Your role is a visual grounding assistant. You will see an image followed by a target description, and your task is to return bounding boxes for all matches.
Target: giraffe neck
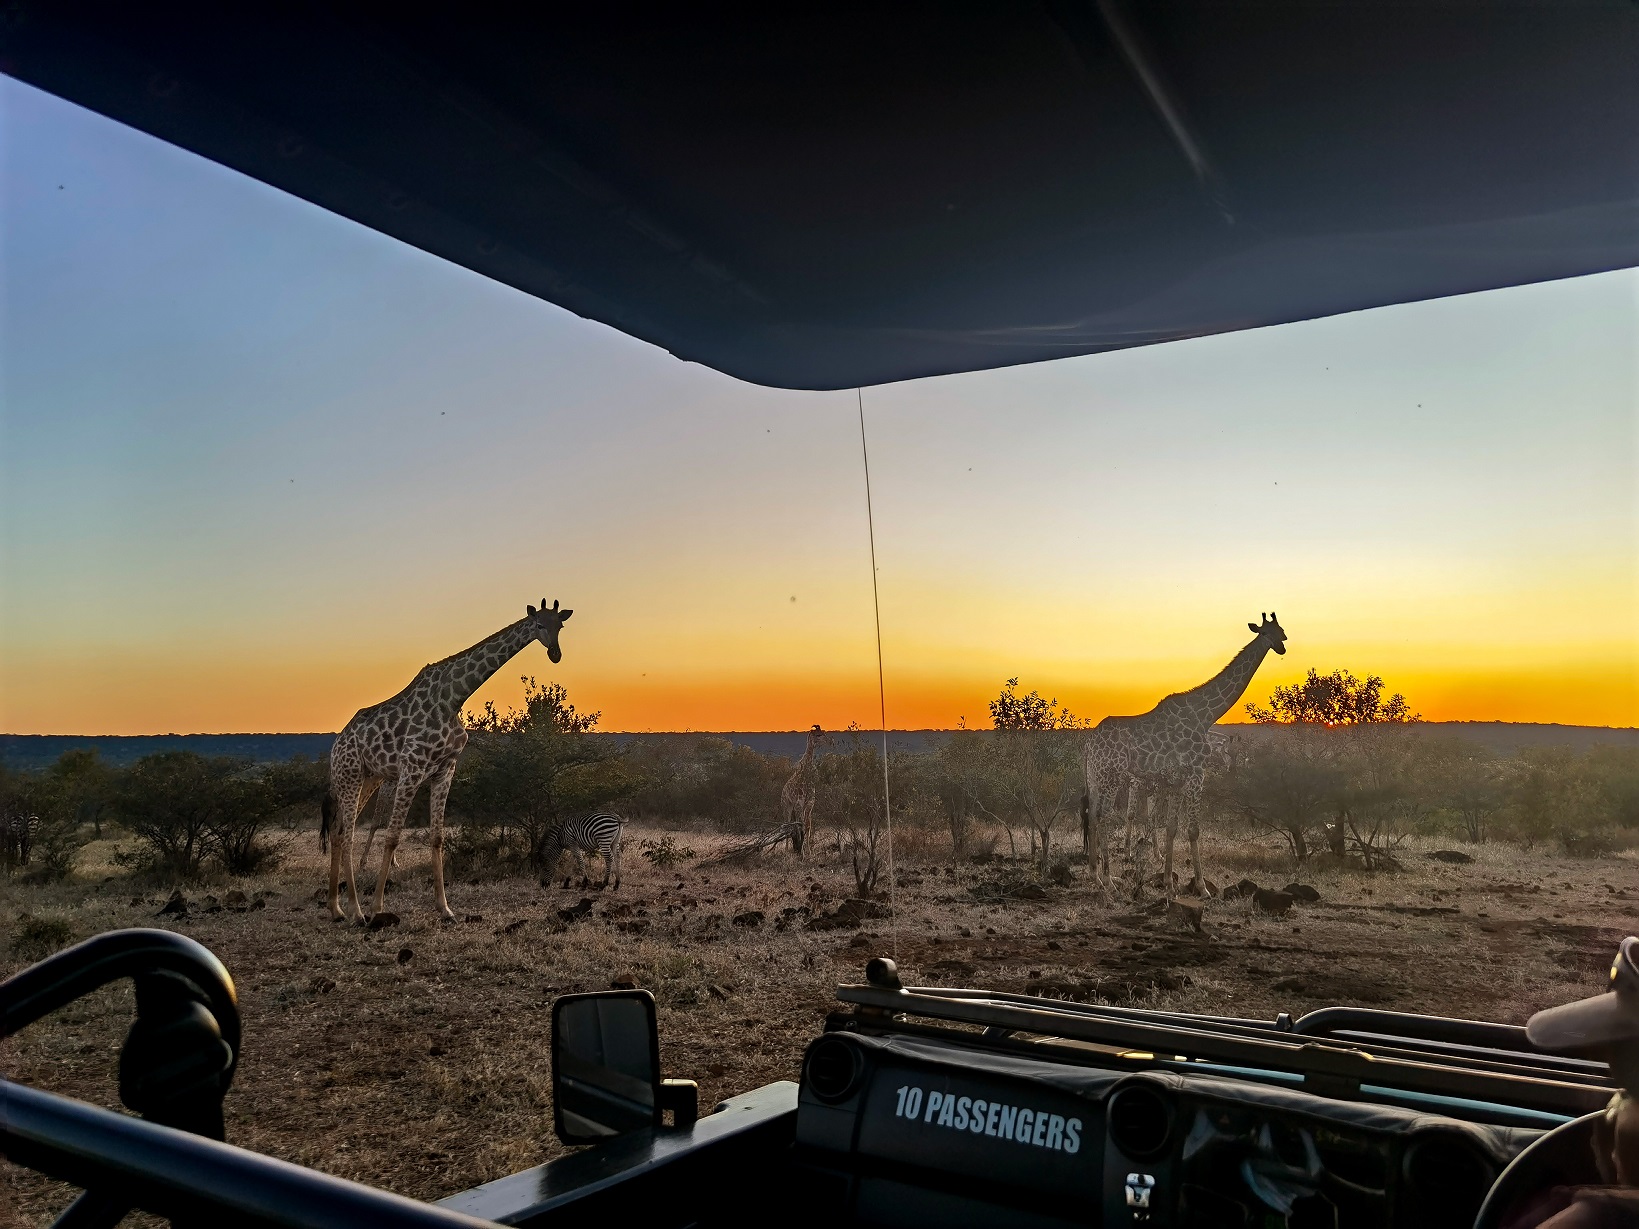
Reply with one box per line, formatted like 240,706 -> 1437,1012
425,618 -> 539,713
1178,636 -> 1273,724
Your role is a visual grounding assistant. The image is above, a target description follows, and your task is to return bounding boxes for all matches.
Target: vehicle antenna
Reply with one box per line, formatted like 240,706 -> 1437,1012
857,387 -> 898,961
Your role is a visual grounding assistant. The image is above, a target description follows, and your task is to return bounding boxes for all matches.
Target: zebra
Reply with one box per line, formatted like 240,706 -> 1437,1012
2,813 -> 40,868
541,813 -> 625,891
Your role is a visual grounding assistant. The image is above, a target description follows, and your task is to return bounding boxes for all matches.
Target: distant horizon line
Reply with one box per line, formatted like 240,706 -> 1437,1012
5,719 -> 1637,738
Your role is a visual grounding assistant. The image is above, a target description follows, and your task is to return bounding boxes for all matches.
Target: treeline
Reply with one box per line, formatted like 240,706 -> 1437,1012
6,678 -> 1636,886
0,750 -> 328,882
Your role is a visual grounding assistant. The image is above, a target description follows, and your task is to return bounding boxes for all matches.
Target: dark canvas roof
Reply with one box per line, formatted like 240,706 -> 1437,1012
4,3 -> 1636,389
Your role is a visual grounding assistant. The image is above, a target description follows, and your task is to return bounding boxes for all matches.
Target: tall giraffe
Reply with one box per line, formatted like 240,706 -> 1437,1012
779,725 -> 830,857
322,599 -> 573,923
1083,613 -> 1286,901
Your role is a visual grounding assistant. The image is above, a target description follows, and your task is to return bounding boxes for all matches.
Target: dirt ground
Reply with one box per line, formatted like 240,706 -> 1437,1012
4,825 -> 1635,1226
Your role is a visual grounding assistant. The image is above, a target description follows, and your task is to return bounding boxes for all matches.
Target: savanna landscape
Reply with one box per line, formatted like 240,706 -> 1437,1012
4,674 -> 1637,1227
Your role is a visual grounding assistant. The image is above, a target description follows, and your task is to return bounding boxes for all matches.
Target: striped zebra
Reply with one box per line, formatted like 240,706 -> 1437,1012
542,813 -> 625,891
2,813 -> 40,868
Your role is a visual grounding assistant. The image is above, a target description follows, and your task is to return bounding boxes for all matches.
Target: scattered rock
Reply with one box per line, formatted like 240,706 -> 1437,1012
1167,899 -> 1204,932
251,898 -> 266,911
308,975 -> 336,995
1430,850 -> 1474,864
428,1044 -> 446,1057
616,919 -> 651,934
806,897 -> 893,931
367,912 -> 400,931
1253,889 -> 1294,916
610,972 -> 641,990
224,889 -> 250,911
397,947 -> 414,965
1284,883 -> 1321,903
706,1061 -> 728,1076
463,914 -> 484,923
1272,972 -> 1399,1005
847,934 -> 870,948
155,890 -> 190,917
204,895 -> 221,910
557,898 -> 595,924
130,895 -> 148,906
707,983 -> 732,1001
503,919 -> 528,935
1046,940 -> 1062,951
732,910 -> 764,928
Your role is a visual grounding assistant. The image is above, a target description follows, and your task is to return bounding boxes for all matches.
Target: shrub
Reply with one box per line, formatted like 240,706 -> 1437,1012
20,812 -> 86,883
639,836 -> 697,868
115,753 -> 278,879
11,914 -> 75,963
452,679 -> 640,873
622,735 -> 788,831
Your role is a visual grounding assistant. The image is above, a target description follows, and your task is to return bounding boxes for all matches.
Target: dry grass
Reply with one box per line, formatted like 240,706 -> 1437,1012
4,823 -> 1635,1226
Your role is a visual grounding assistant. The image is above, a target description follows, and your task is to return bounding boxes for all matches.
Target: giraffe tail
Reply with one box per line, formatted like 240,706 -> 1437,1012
320,791 -> 336,854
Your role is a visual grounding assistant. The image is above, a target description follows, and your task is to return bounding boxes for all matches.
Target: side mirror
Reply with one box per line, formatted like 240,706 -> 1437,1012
552,990 -> 661,1144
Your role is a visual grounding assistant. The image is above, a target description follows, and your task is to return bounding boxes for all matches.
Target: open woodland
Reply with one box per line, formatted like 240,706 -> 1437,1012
4,697 -> 1638,1226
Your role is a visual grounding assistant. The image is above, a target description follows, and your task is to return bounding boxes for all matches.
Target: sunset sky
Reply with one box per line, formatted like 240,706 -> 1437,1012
2,76 -> 1635,736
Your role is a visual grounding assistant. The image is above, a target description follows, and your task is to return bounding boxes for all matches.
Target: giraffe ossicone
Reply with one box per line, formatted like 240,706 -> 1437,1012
322,598 -> 574,924
1083,613 -> 1287,904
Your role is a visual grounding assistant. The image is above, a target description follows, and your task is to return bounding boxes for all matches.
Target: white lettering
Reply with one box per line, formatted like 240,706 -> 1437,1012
1014,1108 -> 1033,1141
1046,1114 -> 1064,1150
891,1084 -> 1084,1156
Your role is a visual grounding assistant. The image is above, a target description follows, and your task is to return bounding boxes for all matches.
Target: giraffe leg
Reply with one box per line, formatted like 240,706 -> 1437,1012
355,778 -> 385,884
338,772 -> 375,926
427,759 -> 458,922
1160,792 -> 1179,906
1183,780 -> 1205,895
328,775 -> 363,922
369,776 -> 417,919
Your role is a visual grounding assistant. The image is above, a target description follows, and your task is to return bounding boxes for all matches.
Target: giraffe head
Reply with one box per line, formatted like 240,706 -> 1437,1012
1247,611 -> 1287,655
526,598 -> 574,663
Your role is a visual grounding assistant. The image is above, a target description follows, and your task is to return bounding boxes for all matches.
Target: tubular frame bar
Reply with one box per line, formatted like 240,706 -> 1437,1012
837,985 -> 1612,1117
2,1080 -> 503,1229
899,985 -> 1609,1081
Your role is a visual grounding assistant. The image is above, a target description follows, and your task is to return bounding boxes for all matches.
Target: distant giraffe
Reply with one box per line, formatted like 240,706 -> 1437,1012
779,725 -> 830,857
321,599 -> 573,923
1084,614 -> 1287,902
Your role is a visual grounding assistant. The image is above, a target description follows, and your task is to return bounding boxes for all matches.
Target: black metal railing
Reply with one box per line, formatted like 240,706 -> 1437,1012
3,1080 -> 503,1229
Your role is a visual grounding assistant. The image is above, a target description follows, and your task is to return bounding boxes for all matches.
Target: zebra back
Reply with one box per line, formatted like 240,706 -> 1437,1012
551,812 -> 624,857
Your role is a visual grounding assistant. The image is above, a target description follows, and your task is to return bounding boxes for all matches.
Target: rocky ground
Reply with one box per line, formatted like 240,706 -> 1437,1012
4,826 -> 1634,1226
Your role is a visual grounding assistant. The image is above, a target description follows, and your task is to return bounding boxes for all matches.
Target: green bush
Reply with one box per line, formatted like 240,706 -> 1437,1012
114,752 -> 279,879
10,914 -> 75,963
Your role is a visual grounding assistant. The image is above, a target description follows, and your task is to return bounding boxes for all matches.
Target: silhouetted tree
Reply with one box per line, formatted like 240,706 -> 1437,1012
1245,669 -> 1419,725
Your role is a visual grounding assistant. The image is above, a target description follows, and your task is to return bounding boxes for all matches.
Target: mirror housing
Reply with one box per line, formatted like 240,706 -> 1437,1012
552,990 -> 662,1144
